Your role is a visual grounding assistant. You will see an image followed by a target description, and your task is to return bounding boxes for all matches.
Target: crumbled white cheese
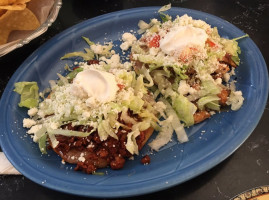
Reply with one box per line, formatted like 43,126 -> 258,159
27,107 -> 38,117
178,80 -> 196,95
82,111 -> 91,119
123,61 -> 132,70
151,18 -> 158,24
227,91 -> 244,110
78,153 -> 86,162
85,97 -> 98,108
120,32 -> 137,51
23,118 -> 36,128
91,44 -> 106,54
78,156 -> 85,162
209,111 -> 216,115
87,142 -> 94,148
50,122 -> 59,130
27,124 -> 42,135
215,78 -> 222,85
100,54 -> 122,69
223,73 -> 230,82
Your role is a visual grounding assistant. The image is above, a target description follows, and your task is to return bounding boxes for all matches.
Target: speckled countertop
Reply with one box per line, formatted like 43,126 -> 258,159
0,0 -> 268,200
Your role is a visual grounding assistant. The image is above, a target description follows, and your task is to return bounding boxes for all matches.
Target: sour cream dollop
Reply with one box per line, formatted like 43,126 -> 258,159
159,25 -> 208,55
73,69 -> 118,103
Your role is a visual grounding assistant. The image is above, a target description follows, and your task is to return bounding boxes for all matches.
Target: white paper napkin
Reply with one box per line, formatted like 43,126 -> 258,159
0,152 -> 21,175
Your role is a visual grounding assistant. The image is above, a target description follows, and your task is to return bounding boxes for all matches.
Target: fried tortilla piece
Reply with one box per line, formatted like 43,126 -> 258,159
0,0 -> 31,10
49,123 -> 154,174
0,8 -> 40,45
218,89 -> 230,106
0,0 -> 17,6
0,9 -> 6,16
220,53 -> 237,68
193,110 -> 211,124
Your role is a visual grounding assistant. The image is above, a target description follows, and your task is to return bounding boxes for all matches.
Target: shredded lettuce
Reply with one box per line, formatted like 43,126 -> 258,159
82,36 -> 95,46
120,107 -> 137,125
139,110 -> 159,122
33,126 -> 47,142
38,134 -> 47,154
158,3 -> 171,12
232,34 -> 249,41
14,82 -> 39,108
149,116 -> 173,151
126,121 -> 151,154
47,128 -> 93,137
138,54 -> 165,67
159,12 -> 172,23
117,71 -> 135,87
61,37 -> 96,60
231,55 -> 240,65
129,96 -> 144,114
92,172 -> 105,176
139,66 -> 154,87
220,38 -> 241,59
137,19 -> 161,34
200,80 -> 221,96
172,94 -> 197,127
97,121 -> 109,141
101,120 -> 118,140
57,73 -> 69,86
66,67 -> 83,80
134,75 -> 147,95
135,120 -> 151,131
206,101 -> 220,111
61,48 -> 95,61
48,133 -> 59,148
197,95 -> 220,110
137,55 -> 188,80
169,65 -> 188,80
161,98 -> 188,143
158,4 -> 172,23
107,113 -> 122,130
126,129 -> 140,155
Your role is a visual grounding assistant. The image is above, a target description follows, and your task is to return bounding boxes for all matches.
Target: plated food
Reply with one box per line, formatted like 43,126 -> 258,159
129,5 -> 245,125
15,40 -> 165,173
14,5 -> 247,174
1,5 -> 267,197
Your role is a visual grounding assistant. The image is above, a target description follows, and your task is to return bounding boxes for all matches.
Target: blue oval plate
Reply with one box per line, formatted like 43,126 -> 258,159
0,7 -> 268,198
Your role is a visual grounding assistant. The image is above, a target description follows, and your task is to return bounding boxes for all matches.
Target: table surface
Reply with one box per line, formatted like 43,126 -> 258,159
0,0 -> 269,199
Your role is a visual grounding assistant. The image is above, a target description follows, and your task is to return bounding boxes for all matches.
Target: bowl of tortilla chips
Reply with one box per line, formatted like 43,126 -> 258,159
0,0 -> 62,57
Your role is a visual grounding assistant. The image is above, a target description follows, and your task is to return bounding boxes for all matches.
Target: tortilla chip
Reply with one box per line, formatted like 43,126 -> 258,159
0,8 -> 40,45
0,0 -> 31,10
0,3 -> 26,10
16,0 -> 31,3
0,9 -> 6,16
0,0 -> 16,6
